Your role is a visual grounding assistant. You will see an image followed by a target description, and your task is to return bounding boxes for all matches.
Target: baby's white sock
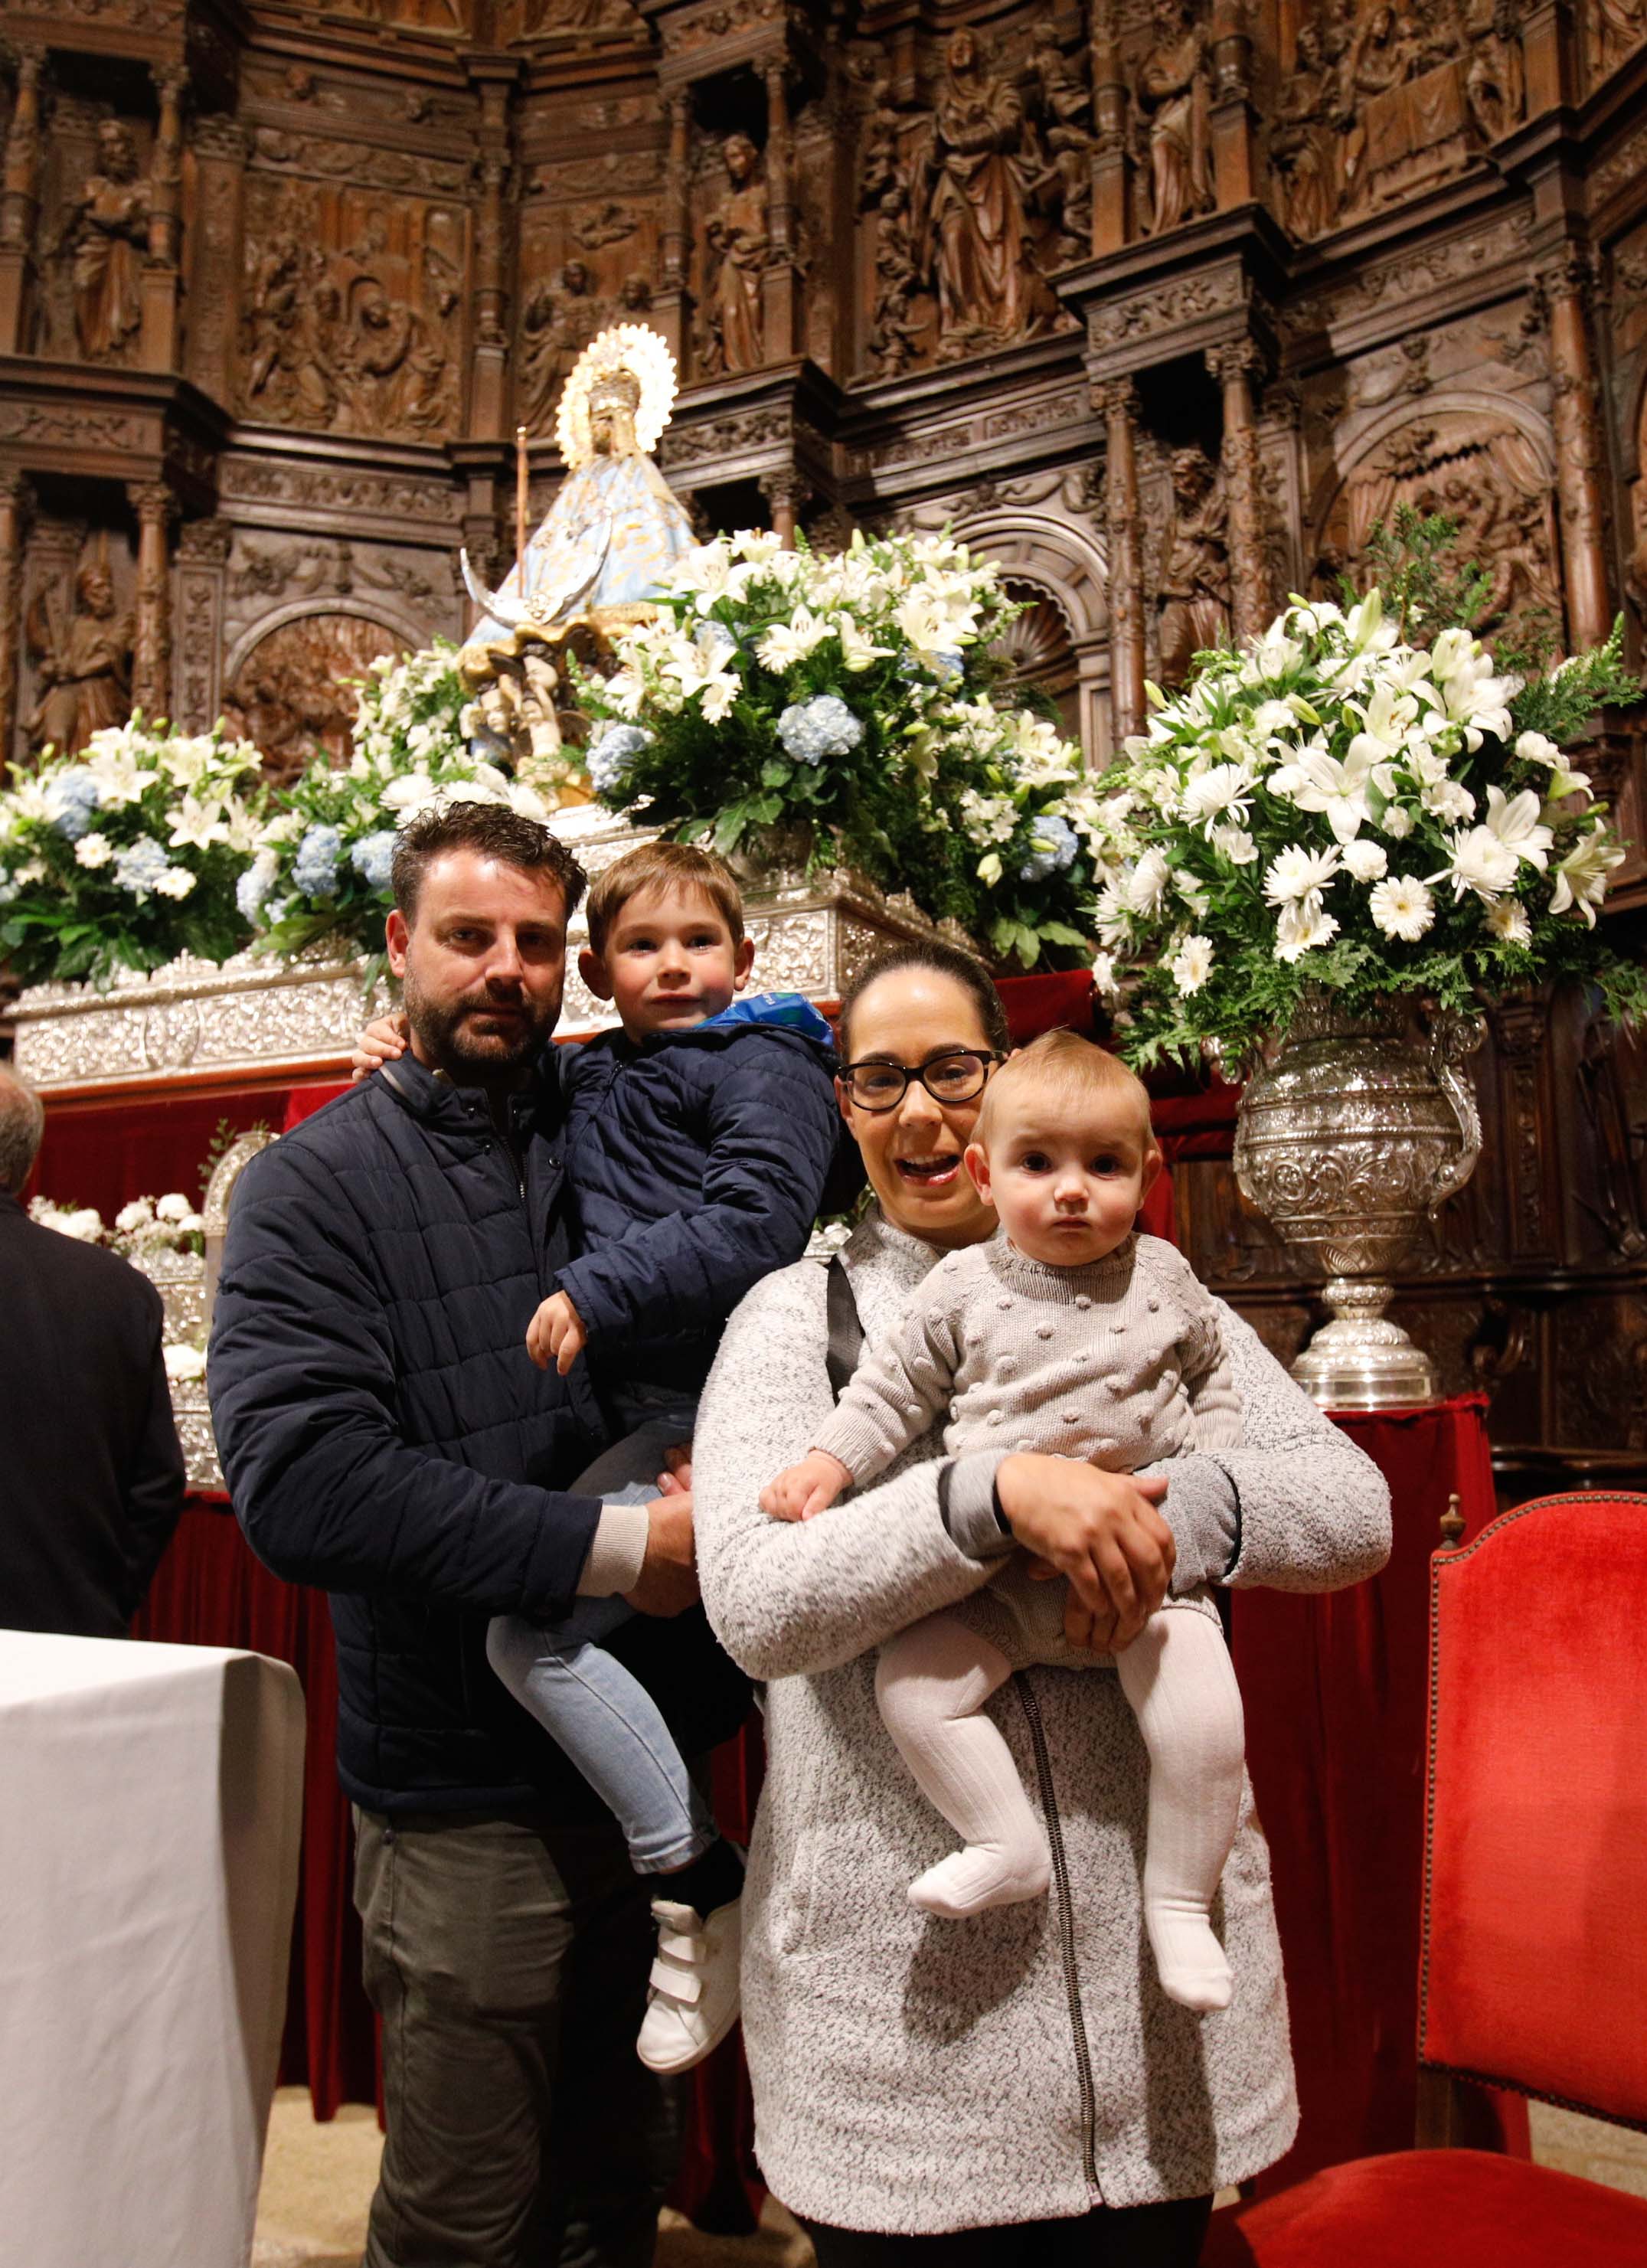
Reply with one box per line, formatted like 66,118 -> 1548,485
1115,1608 -> 1247,2013
877,1613 -> 1051,1920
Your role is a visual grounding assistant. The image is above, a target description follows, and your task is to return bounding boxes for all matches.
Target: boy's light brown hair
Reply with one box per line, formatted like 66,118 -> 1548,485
975,1028 -> 1156,1154
583,839 -> 745,959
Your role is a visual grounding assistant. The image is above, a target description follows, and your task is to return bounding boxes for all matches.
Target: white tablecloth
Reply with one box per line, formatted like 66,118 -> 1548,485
0,1630 -> 306,2268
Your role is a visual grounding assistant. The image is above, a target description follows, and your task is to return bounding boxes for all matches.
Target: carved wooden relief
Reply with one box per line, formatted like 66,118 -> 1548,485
18,524 -> 135,760
34,106 -> 155,367
220,612 -> 410,786
239,174 -> 463,439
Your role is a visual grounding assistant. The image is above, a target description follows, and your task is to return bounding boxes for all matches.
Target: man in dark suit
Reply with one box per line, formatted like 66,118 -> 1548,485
0,1067 -> 185,1636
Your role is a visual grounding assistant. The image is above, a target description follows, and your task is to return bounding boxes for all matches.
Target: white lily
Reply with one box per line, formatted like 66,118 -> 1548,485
1482,783 -> 1554,873
168,794 -> 232,853
755,608 -> 832,671
835,614 -> 893,672
1548,825 -> 1626,926
1288,741 -> 1380,843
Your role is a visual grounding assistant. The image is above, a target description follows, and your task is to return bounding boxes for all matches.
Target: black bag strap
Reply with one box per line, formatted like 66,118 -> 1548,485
825,1253 -> 865,1404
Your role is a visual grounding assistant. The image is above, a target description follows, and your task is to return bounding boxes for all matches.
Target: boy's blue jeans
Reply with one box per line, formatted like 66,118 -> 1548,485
486,1409 -> 715,1876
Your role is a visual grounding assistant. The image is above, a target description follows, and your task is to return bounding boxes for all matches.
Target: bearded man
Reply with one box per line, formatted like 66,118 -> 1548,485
209,799 -> 745,2268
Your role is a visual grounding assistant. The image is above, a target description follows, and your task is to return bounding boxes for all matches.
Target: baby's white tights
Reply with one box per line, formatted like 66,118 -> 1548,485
874,1603 -> 1246,2013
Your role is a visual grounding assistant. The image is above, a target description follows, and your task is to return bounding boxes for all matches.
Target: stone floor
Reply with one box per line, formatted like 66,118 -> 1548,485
252,2088 -> 1647,2266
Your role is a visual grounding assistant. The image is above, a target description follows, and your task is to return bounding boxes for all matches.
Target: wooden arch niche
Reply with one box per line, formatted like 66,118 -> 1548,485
939,501 -> 1111,763
220,603 -> 420,786
1309,395 -> 1562,647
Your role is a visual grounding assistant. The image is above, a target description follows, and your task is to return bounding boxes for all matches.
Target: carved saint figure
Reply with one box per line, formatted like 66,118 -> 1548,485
518,260 -> 603,432
1270,20 -> 1341,240
24,557 -> 134,757
1026,25 -> 1094,259
701,132 -> 769,375
922,28 -> 1055,358
1339,5 -> 1423,206
1156,447 -> 1230,686
1138,0 -> 1214,239
1464,0 -> 1525,142
60,121 -> 151,363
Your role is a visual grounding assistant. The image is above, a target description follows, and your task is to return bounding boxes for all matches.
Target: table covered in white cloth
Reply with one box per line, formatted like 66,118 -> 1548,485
0,1631 -> 305,2268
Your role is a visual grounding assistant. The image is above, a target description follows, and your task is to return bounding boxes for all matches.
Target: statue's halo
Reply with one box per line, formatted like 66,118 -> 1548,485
557,322 -> 677,469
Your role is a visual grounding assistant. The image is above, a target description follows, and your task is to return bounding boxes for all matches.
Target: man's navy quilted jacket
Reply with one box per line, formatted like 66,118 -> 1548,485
208,1052 -> 750,1815
555,992 -> 841,1400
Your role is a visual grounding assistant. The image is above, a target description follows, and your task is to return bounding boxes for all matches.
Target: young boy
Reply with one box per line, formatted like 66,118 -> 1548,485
358,838 -> 839,2071
763,1029 -> 1247,2014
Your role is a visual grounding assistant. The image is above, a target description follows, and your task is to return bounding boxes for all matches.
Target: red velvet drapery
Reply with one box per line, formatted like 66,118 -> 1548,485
1228,1394 -> 1527,2190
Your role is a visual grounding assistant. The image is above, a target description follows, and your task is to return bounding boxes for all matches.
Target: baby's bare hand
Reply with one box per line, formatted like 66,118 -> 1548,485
526,1290 -> 587,1375
351,1011 -> 409,1083
760,1451 -> 850,1522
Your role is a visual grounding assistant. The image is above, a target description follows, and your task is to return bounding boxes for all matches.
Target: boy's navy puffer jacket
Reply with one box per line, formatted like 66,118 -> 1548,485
208,1053 -> 750,1815
556,991 -> 840,1401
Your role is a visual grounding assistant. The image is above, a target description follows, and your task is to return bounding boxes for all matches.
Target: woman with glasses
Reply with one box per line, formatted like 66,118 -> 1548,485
691,940 -> 1391,2266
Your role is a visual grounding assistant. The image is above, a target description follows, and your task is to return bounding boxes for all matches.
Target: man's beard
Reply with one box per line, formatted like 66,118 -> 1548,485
401,967 -> 558,1082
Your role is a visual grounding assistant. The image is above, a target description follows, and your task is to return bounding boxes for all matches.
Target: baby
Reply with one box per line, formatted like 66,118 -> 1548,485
361,838 -> 839,2070
763,1029 -> 1247,2013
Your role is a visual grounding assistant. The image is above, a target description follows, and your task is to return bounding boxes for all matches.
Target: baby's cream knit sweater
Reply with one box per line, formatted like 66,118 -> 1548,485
813,1230 -> 1243,1665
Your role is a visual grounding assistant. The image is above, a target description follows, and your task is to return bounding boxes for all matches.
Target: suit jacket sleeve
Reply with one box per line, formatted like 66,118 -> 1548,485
119,1285 -> 187,1617
554,1040 -> 840,1346
209,1137 -> 600,1616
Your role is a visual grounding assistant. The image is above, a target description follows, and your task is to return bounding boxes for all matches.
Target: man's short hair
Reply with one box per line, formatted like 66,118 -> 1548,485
975,1028 -> 1155,1152
0,1067 -> 46,1195
390,801 -> 587,927
584,840 -> 745,961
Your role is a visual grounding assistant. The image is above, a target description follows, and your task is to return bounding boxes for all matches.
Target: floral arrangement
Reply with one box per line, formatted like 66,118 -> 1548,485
238,642 -> 561,962
27,1196 -> 106,1241
0,719 -> 264,985
109,1190 -> 206,1258
1090,549 -> 1643,1068
577,528 -> 1103,968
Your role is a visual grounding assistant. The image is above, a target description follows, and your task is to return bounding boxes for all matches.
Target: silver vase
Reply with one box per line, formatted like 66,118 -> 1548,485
1231,993 -> 1484,1409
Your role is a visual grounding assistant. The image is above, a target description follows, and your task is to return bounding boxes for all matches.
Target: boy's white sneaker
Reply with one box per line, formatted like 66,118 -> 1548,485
636,1895 -> 743,2074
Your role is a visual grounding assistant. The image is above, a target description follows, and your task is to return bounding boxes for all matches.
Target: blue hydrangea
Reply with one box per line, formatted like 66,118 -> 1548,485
588,725 -> 653,798
351,829 -> 397,894
292,824 -> 344,899
113,836 -> 172,898
1018,813 -> 1078,883
778,694 -> 864,766
45,768 -> 101,841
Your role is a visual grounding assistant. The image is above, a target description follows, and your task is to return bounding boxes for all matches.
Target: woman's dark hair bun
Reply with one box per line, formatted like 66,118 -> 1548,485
835,941 -> 1010,1060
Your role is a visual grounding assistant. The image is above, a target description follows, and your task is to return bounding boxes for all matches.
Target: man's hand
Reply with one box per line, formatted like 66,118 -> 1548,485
995,1456 -> 1174,1653
623,1493 -> 700,1617
350,1011 -> 410,1083
526,1291 -> 587,1376
760,1449 -> 851,1523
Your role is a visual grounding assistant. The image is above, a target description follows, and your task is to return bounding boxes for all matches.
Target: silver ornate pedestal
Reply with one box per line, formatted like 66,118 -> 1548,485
1232,994 -> 1484,1409
11,806 -> 975,1093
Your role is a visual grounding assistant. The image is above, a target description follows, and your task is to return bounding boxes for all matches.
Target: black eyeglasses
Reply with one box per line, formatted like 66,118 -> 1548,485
838,1050 -> 1005,1112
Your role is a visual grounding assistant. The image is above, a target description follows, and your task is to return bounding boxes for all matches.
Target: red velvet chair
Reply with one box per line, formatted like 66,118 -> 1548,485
1203,1492 -> 1647,2268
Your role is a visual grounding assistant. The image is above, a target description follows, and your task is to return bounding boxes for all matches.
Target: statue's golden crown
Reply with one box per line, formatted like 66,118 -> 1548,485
556,323 -> 676,469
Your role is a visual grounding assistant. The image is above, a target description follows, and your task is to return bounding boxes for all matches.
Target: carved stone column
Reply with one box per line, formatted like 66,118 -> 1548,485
129,483 -> 177,723
1543,249 -> 1612,651
1100,378 -> 1145,743
655,93 -> 693,372
760,467 -> 809,551
1208,339 -> 1270,644
1090,11 -> 1132,253
174,517 -> 231,732
0,469 -> 34,766
0,44 -> 47,355
186,115 -> 246,402
1208,0 -> 1257,209
141,66 -> 186,374
761,62 -> 799,364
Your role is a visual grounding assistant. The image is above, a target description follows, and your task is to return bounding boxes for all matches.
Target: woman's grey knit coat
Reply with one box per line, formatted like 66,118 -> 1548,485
693,1212 -> 1392,2237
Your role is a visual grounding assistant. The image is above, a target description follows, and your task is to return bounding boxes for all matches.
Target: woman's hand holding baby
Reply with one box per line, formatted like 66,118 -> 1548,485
350,1011 -> 410,1081
995,1457 -> 1175,1653
762,1450 -> 854,1522
527,1290 -> 587,1375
